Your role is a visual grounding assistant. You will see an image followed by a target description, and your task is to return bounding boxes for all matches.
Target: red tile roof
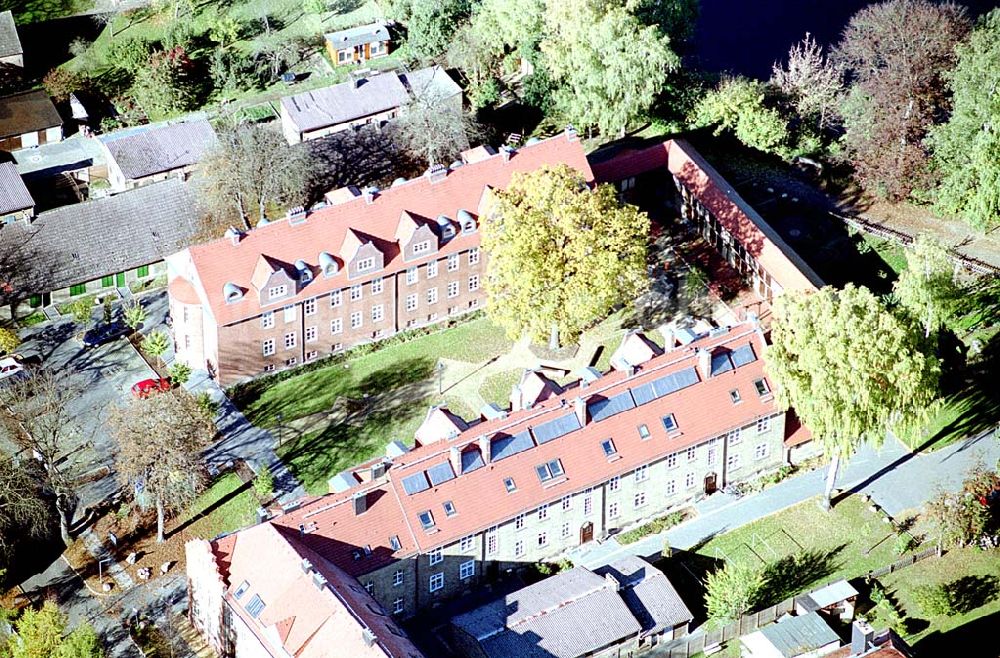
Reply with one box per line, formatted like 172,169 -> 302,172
265,324 -> 777,571
183,133 -> 593,326
196,523 -> 423,658
589,139 -> 823,296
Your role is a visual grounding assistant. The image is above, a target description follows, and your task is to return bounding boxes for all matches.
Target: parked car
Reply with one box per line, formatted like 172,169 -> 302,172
82,322 -> 131,348
0,357 -> 30,386
131,378 -> 171,399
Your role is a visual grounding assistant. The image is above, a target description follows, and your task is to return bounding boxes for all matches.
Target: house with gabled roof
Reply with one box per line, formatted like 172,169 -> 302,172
99,119 -> 217,192
0,11 -> 23,68
0,90 -> 62,151
325,21 -> 392,66
166,129 -> 590,384
187,322 -> 795,625
0,160 -> 34,225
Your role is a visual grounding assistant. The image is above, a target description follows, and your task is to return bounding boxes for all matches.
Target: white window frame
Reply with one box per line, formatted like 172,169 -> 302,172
304,298 -> 316,316
427,287 -> 438,305
609,502 -> 620,519
350,311 -> 362,329
459,560 -> 475,580
728,453 -> 743,471
406,268 -> 418,285
372,276 -> 384,295
305,326 -> 317,343
447,253 -> 459,272
261,311 -> 274,329
561,495 -> 571,511
537,504 -> 548,521
350,284 -> 363,301
262,339 -> 275,356
757,416 -> 771,434
283,305 -> 295,323
429,572 -> 444,592
685,472 -> 696,489
460,535 -> 474,552
468,275 -> 479,292
609,475 -> 620,492
284,332 -> 296,350
428,547 -> 443,566
666,454 -> 678,469
447,281 -> 459,298
666,479 -> 676,495
514,513 -> 525,530
427,260 -> 438,278
268,285 -> 286,299
392,598 -> 404,614
755,443 -> 770,460
413,240 -> 431,255
469,247 -> 479,265
405,294 -> 418,312
356,257 -> 376,272
634,491 -> 647,508
537,531 -> 548,547
635,465 -> 649,483
514,540 -> 524,557
372,304 -> 384,322
331,318 -> 343,334
330,290 -> 342,307
393,570 -> 403,586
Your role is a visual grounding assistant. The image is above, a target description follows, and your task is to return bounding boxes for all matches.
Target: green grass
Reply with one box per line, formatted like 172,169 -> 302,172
861,234 -> 908,276
3,0 -> 94,23
239,317 -> 511,493
479,368 -> 520,407
183,473 -> 257,538
15,311 -> 46,328
881,546 -> 1000,652
240,317 -> 512,428
680,497 -> 920,606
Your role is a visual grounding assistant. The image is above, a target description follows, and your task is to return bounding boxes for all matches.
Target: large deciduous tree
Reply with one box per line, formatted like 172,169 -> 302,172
131,46 -> 199,120
393,87 -> 479,168
893,235 -> 961,339
771,33 -> 842,130
0,373 -> 91,546
835,0 -> 970,200
766,284 -> 939,508
704,561 -> 764,625
407,0 -> 472,60
199,122 -> 311,229
927,9 -> 1000,230
481,164 -> 650,347
108,390 -> 215,542
692,77 -> 792,156
541,0 -> 679,137
0,455 -> 50,571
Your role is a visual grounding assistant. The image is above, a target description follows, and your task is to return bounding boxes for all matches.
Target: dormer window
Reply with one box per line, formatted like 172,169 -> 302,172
418,510 -> 435,530
233,580 -> 250,600
357,257 -> 376,272
319,252 -> 339,278
224,282 -> 243,304
730,389 -> 742,404
295,259 -> 312,283
458,209 -> 477,234
601,439 -> 617,457
268,285 -> 287,299
637,424 -> 650,440
413,240 -> 431,255
503,477 -> 517,493
754,378 -> 771,396
436,215 -> 455,240
443,500 -> 457,516
535,459 -> 564,483
389,535 -> 402,551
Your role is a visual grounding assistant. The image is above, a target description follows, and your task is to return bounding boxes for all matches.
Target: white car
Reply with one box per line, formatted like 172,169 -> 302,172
0,357 -> 29,385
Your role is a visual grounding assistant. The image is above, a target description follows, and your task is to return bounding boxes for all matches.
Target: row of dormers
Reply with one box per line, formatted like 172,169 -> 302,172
222,208 -> 480,305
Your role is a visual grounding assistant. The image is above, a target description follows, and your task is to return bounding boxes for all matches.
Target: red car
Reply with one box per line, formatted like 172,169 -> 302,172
131,378 -> 171,399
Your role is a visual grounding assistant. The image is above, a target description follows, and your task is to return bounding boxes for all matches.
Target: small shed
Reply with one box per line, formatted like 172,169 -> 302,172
324,22 -> 391,65
796,579 -> 858,622
0,90 -> 63,151
741,612 -> 841,658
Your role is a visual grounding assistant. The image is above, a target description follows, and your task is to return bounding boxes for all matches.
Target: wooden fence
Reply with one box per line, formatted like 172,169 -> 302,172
831,211 -> 1000,276
652,545 -> 943,657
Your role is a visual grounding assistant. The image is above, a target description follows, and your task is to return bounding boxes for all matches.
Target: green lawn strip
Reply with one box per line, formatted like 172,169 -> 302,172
880,546 -> 1000,650
9,0 -> 93,23
689,497 -> 915,604
617,510 -> 686,545
861,234 -> 908,276
241,317 -> 512,428
183,473 -> 257,538
479,368 -> 520,407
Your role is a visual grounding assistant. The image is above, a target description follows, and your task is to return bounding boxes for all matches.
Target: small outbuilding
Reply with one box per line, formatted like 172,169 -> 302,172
324,22 -> 391,65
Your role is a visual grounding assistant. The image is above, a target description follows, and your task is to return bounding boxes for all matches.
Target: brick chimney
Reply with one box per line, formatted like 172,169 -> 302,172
426,163 -> 448,184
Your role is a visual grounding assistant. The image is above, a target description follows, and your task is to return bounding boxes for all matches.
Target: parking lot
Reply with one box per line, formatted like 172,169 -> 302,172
12,291 -> 169,521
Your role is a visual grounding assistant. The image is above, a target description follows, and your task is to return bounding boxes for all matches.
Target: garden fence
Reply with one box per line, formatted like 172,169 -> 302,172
651,544 -> 943,658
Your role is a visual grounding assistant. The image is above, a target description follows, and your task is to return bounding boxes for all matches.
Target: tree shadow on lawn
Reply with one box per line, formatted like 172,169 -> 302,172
277,357 -> 436,491
757,545 -> 846,606
916,609 -> 1000,657
943,575 -> 1000,615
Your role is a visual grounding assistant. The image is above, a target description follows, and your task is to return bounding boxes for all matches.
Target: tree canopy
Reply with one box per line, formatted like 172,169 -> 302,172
407,0 -> 472,60
107,390 -> 216,542
893,235 -> 961,339
481,164 -> 650,346
541,0 -> 679,136
692,77 -> 792,157
770,33 -> 842,131
6,602 -> 103,658
767,284 -> 939,459
835,0 -> 970,199
927,9 -> 1000,230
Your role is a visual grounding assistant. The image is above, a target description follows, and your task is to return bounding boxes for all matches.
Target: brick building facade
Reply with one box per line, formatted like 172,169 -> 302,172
167,131 -> 589,384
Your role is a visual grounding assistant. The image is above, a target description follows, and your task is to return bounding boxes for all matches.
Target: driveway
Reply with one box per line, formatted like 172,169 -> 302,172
13,291 -> 168,521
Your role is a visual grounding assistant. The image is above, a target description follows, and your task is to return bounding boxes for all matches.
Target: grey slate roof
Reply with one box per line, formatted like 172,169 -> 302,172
400,65 -> 462,101
101,120 -> 217,180
452,567 -> 642,658
0,179 -> 201,291
281,72 -> 410,133
758,612 -> 840,657
0,161 -> 33,214
0,10 -> 21,59
0,90 -> 61,140
324,22 -> 390,50
595,555 -> 693,635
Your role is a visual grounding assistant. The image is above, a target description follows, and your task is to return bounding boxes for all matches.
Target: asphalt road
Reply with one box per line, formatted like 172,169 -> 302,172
14,292 -> 168,521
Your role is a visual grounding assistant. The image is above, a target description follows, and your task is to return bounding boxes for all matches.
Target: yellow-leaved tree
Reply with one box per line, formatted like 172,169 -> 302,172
481,164 -> 649,348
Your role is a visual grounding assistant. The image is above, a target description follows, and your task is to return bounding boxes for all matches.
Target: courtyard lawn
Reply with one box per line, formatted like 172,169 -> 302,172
6,0 -> 93,23
183,472 -> 258,538
479,368 -> 520,407
861,234 -> 907,276
880,545 -> 1000,652
664,496 -> 923,622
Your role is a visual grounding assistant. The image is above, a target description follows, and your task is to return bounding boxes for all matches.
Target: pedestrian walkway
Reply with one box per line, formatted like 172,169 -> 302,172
186,370 -> 306,505
571,429 -> 1000,569
81,529 -> 134,590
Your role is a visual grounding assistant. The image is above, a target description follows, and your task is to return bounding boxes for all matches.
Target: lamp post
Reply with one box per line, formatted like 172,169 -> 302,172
275,412 -> 284,447
435,361 -> 445,394
98,557 -> 112,584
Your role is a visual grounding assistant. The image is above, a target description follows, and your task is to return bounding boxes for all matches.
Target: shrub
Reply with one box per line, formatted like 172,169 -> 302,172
914,583 -> 957,616
0,327 -> 20,355
195,391 -> 220,419
617,511 -> 686,544
253,469 -> 275,502
42,68 -> 85,102
168,362 -> 192,385
894,533 -> 916,555
68,298 -> 93,324
704,561 -> 765,625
